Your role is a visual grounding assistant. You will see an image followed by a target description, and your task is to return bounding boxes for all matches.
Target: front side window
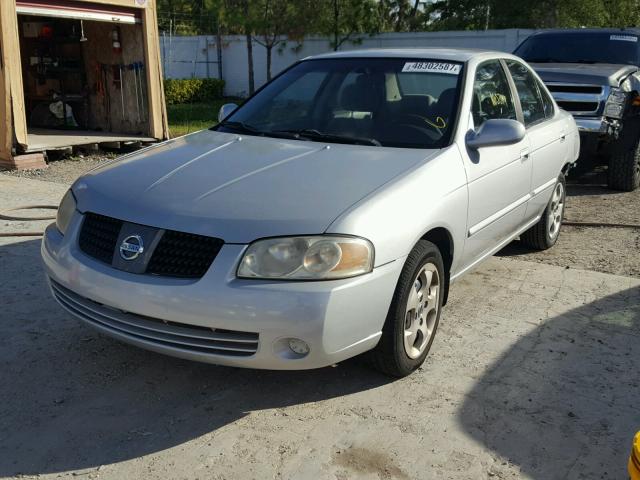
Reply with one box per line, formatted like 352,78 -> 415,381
506,60 -> 546,126
216,58 -> 464,149
471,60 -> 517,128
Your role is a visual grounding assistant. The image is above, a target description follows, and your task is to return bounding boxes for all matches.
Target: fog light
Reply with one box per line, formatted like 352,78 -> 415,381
288,338 -> 310,355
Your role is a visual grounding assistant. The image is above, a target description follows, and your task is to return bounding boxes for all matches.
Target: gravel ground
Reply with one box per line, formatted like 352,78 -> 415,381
2,154 -> 639,278
502,170 -> 640,278
1,158 -> 639,479
2,238 -> 638,480
1,153 -> 115,184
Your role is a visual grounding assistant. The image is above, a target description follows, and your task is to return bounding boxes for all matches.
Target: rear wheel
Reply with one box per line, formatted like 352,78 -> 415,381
371,240 -> 444,378
520,174 -> 566,250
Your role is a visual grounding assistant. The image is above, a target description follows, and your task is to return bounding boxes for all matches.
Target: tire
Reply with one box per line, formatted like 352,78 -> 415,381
607,141 -> 640,192
520,174 -> 566,250
371,240 -> 444,378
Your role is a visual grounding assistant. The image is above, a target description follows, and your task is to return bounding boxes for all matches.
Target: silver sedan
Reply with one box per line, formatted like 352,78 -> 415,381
42,49 -> 579,377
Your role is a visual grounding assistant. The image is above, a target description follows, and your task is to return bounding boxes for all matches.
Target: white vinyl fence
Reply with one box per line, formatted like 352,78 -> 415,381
160,29 -> 536,97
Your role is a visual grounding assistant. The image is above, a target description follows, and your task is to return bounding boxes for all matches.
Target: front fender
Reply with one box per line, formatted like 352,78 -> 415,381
325,146 -> 468,274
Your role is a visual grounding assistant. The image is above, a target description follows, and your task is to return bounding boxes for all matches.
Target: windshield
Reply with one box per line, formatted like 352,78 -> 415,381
514,32 -> 639,65
215,58 -> 464,149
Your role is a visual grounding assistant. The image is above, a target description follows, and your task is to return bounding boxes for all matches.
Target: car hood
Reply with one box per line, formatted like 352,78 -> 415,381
530,63 -> 638,87
73,130 -> 437,243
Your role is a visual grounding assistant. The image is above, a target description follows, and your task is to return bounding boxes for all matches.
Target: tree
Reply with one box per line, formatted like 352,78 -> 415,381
251,0 -> 309,81
429,0 -> 640,30
315,0 -> 381,51
218,0 -> 256,94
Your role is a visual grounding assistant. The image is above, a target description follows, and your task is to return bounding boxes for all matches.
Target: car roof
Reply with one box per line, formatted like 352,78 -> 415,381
526,28 -> 640,37
306,48 -> 518,63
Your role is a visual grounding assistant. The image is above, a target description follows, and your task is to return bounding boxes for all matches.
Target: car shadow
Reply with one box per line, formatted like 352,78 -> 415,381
458,286 -> 640,479
0,239 -> 392,476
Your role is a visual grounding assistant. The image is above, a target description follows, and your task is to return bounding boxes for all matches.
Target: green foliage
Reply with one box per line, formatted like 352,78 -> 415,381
314,0 -> 382,51
167,101 -> 225,137
429,0 -> 640,30
164,78 -> 225,105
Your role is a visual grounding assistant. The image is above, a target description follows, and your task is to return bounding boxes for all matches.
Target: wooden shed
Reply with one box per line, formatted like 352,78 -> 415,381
0,0 -> 168,170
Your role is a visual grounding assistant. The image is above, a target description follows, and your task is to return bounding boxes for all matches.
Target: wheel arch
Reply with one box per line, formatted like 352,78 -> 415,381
420,227 -> 454,305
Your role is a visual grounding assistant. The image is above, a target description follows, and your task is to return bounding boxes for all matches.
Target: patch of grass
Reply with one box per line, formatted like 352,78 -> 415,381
167,100 -> 240,138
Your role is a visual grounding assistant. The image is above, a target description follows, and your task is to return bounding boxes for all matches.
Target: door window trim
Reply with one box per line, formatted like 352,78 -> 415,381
471,59 -> 520,129
502,59 -> 551,130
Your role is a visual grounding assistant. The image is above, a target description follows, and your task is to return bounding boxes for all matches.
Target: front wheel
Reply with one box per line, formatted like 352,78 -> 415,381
371,240 -> 444,377
607,140 -> 640,191
520,174 -> 566,250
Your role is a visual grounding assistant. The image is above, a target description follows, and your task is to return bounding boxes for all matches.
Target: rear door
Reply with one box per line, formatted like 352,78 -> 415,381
460,59 -> 532,265
505,60 -> 567,220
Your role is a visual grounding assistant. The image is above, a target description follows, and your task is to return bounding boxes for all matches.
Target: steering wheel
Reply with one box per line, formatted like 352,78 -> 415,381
395,113 -> 445,141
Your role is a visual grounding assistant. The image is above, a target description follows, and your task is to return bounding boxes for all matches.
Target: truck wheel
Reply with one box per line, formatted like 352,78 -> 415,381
520,174 -> 566,250
607,141 -> 640,191
371,240 -> 444,378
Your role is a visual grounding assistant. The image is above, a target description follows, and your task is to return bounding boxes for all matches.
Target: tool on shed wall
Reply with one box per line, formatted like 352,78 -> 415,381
111,27 -> 122,54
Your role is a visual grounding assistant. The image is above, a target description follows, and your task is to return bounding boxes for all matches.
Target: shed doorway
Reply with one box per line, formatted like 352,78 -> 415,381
16,3 -> 156,153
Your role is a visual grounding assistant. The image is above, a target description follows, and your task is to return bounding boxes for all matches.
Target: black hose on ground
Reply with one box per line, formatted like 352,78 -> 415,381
0,205 -> 57,237
0,205 -> 57,221
563,221 -> 640,229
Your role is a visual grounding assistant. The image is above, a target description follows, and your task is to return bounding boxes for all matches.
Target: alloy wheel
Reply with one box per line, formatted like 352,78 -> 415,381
403,263 -> 440,359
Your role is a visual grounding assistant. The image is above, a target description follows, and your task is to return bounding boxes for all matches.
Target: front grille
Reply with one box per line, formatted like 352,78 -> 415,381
547,84 -> 602,94
147,230 -> 223,278
50,279 -> 259,357
556,101 -> 600,113
78,212 -> 223,279
78,213 -> 123,264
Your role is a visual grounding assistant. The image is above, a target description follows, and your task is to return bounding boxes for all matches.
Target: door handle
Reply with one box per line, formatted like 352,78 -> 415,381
560,133 -> 566,142
520,148 -> 530,161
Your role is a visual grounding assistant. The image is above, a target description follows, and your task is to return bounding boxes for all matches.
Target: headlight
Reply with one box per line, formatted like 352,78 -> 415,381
237,236 -> 374,280
56,189 -> 76,235
605,89 -> 628,118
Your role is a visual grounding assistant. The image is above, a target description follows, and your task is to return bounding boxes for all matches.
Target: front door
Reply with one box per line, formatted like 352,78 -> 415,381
460,59 -> 532,266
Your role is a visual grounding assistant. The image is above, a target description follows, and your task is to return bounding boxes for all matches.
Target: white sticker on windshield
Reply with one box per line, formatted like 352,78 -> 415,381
402,62 -> 461,74
610,34 -> 638,42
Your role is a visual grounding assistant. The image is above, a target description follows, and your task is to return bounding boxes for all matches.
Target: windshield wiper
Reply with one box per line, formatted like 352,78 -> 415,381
273,129 -> 381,147
216,121 -> 264,135
217,121 -> 306,141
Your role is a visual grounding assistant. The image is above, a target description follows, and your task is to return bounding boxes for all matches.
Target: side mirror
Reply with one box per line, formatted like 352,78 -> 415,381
218,103 -> 238,122
466,119 -> 525,150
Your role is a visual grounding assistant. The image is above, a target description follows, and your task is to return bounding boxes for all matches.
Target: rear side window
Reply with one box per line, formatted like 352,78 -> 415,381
505,60 -> 547,126
472,60 -> 518,127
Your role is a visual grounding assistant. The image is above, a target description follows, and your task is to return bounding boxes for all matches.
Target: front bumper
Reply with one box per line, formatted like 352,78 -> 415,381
41,214 -> 404,370
575,117 -> 607,134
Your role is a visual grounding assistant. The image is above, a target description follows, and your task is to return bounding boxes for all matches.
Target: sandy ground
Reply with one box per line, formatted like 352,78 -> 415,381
3,155 -> 639,278
1,237 -> 638,480
500,176 -> 640,278
0,163 -> 639,479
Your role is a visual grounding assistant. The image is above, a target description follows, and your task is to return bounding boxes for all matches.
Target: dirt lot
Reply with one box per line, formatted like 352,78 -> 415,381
1,158 -> 639,480
500,171 -> 640,278
5,155 -> 640,278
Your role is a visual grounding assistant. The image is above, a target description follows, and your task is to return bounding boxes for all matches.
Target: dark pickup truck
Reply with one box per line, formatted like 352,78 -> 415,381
515,28 -> 640,191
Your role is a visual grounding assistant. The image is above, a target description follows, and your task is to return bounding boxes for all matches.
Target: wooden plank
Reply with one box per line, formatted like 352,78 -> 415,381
0,3 -> 13,164
10,152 -> 47,170
1,0 -> 27,149
26,129 -> 155,151
72,0 -> 148,10
141,0 -> 168,140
